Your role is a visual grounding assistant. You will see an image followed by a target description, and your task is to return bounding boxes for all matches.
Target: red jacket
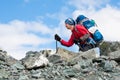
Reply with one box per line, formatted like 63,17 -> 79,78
60,24 -> 91,47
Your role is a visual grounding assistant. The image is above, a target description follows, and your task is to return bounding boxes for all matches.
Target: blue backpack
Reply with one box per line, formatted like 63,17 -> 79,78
76,15 -> 103,43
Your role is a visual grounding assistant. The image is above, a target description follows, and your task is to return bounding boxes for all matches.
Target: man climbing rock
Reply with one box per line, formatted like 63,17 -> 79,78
76,15 -> 103,46
54,18 -> 96,52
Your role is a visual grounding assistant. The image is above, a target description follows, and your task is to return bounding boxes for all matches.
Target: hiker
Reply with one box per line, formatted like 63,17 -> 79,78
76,15 -> 103,46
54,18 -> 96,52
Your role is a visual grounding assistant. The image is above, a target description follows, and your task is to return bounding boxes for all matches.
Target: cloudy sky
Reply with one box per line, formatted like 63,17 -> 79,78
0,0 -> 120,59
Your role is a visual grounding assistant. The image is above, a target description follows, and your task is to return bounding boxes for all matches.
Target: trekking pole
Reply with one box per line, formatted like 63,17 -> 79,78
56,40 -> 58,53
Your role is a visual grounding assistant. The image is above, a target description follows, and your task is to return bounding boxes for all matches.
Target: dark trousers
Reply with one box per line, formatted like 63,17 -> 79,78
79,44 -> 96,52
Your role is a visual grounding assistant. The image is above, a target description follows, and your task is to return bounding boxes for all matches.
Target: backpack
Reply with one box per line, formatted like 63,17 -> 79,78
76,15 -> 104,44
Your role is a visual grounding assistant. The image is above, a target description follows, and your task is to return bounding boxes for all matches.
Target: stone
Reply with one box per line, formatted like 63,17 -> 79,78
103,60 -> 118,72
48,54 -> 62,64
56,47 -> 78,61
11,61 -> 25,70
85,74 -> 102,80
18,75 -> 29,80
22,52 -> 49,69
71,48 -> 99,62
0,47 -> 120,80
108,50 -> 120,62
0,69 -> 10,79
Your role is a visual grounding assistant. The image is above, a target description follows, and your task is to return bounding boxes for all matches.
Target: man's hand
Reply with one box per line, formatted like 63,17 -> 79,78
54,34 -> 61,41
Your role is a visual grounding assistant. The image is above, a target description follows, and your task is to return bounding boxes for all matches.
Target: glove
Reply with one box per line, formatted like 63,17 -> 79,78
54,34 -> 61,41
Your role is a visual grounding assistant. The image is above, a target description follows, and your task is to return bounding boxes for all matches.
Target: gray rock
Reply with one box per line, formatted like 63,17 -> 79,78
63,68 -> 76,78
78,59 -> 93,69
103,60 -> 118,72
11,61 -> 25,70
108,50 -> 120,62
0,69 -> 10,79
71,48 -> 99,63
56,47 -> 78,61
22,51 -> 49,69
18,75 -> 29,80
85,74 -> 102,80
48,54 -> 63,64
32,72 -> 42,79
0,50 -> 17,65
0,47 -> 120,80
109,50 -> 120,58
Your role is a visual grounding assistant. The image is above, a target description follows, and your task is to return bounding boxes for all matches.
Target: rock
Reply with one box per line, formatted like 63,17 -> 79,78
71,48 -> 98,63
108,50 -> 120,62
0,69 -> 10,79
0,47 -> 120,80
0,50 -> 18,65
48,54 -> 63,64
18,75 -> 29,80
85,75 -> 102,80
63,68 -> 76,78
56,47 -> 78,61
22,53 -> 49,69
32,72 -> 42,79
100,41 -> 120,56
114,76 -> 120,80
56,47 -> 99,63
78,59 -> 93,69
11,61 -> 25,70
103,60 -> 118,72
79,48 -> 100,59
71,78 -> 78,80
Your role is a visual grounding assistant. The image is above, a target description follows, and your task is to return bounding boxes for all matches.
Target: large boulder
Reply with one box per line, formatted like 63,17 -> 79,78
0,49 -> 18,65
108,50 -> 120,62
100,41 -> 120,55
56,47 -> 78,61
21,51 -> 49,69
56,47 -> 99,60
0,46 -> 120,80
71,47 -> 99,62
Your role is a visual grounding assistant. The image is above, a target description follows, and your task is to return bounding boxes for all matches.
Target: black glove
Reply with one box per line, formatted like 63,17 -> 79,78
54,34 -> 61,41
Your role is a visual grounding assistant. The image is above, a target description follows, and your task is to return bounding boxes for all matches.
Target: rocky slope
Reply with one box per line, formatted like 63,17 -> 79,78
0,46 -> 120,80
100,41 -> 120,55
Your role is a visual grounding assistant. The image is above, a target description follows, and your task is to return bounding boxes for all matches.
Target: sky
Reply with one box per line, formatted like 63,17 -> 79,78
0,0 -> 120,59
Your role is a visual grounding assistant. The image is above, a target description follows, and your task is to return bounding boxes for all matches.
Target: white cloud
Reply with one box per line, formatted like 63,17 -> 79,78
0,20 -> 54,59
91,6 -> 120,41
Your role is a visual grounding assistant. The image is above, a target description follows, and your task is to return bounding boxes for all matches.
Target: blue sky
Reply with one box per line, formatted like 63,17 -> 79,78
0,0 -> 69,24
0,0 -> 120,59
